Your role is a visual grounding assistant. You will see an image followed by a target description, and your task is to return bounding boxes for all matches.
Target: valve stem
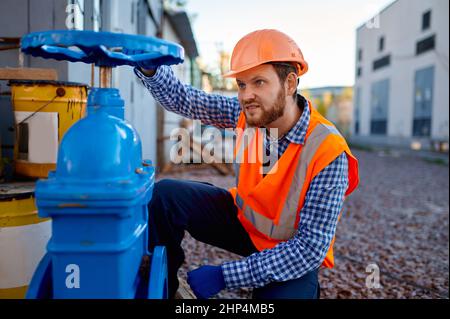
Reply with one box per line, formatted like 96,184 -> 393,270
99,67 -> 112,88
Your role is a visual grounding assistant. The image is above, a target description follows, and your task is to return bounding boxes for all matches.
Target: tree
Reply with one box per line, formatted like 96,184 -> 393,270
316,99 -> 328,117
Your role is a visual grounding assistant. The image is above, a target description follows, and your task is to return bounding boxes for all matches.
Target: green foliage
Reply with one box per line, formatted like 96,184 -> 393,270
348,143 -> 374,152
316,99 -> 327,117
423,158 -> 448,166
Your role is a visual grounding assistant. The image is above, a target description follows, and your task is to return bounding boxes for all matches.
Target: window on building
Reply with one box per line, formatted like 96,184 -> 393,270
378,36 -> 384,52
370,79 -> 389,135
358,49 -> 363,62
413,66 -> 434,137
356,67 -> 362,78
416,35 -> 435,55
422,10 -> 431,31
373,55 -> 391,71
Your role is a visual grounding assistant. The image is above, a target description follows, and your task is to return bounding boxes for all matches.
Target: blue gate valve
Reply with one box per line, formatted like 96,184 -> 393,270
22,30 -> 184,299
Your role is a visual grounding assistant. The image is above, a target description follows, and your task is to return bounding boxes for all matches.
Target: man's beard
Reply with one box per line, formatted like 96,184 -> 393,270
244,88 -> 286,127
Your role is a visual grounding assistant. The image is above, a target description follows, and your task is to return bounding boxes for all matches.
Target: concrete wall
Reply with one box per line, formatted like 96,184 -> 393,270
354,0 -> 449,149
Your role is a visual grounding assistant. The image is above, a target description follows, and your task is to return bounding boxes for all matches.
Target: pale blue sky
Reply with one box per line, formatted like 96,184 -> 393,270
184,0 -> 395,88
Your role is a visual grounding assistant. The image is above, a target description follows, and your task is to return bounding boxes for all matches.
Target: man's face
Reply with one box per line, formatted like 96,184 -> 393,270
236,64 -> 286,127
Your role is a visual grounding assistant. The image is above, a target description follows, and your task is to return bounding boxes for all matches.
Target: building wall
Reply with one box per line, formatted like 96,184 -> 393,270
0,0 -> 165,165
67,0 -> 161,164
354,0 -> 449,148
160,15 -> 194,164
0,0 -> 69,85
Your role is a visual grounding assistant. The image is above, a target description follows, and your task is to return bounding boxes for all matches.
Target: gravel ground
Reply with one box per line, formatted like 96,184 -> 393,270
156,149 -> 449,299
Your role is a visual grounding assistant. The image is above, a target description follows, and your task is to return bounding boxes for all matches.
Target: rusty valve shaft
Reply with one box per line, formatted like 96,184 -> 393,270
99,66 -> 112,88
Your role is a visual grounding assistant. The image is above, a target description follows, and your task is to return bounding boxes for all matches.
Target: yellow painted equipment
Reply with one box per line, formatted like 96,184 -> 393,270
10,80 -> 88,178
0,182 -> 51,298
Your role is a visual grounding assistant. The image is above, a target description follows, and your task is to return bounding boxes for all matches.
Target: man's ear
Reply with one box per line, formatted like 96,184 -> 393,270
286,72 -> 298,96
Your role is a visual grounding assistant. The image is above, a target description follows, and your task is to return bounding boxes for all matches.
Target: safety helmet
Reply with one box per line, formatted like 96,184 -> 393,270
223,29 -> 308,78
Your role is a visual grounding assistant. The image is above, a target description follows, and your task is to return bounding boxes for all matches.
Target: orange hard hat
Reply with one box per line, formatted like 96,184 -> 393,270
223,29 -> 308,78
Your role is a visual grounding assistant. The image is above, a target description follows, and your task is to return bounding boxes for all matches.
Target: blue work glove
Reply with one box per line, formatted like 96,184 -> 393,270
187,265 -> 226,299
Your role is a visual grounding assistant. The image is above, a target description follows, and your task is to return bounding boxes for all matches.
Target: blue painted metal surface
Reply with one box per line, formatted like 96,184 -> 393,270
26,253 -> 53,299
21,30 -> 184,67
148,246 -> 169,299
87,88 -> 125,120
34,110 -> 155,299
22,30 -> 178,299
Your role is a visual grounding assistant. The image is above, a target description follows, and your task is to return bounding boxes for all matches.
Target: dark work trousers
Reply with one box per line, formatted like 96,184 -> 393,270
147,179 -> 321,299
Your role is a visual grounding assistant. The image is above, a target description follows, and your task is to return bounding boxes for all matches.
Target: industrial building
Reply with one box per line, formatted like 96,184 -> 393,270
352,0 -> 449,151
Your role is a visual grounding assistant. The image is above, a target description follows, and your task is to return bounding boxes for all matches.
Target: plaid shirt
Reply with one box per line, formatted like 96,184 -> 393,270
135,66 -> 349,289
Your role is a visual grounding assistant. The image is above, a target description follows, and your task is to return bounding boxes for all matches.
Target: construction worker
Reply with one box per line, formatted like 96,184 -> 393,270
133,29 -> 359,299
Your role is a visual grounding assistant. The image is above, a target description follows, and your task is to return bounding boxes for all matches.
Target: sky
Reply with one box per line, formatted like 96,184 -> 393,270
184,0 -> 396,89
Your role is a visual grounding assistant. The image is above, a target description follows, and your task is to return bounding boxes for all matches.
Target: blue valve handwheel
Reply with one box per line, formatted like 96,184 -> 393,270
21,30 -> 184,67
148,246 -> 168,299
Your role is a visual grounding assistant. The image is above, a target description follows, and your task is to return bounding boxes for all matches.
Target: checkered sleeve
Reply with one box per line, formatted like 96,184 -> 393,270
221,152 -> 349,288
134,66 -> 241,128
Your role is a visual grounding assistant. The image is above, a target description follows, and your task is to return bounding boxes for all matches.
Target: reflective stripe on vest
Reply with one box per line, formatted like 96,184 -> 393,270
235,123 -> 342,240
234,126 -> 258,187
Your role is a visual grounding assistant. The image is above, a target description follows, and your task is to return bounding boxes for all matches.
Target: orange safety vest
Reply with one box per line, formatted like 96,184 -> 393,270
229,100 -> 359,268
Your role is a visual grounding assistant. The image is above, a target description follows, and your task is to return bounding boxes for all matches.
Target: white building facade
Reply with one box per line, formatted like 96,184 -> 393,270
353,0 -> 449,150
